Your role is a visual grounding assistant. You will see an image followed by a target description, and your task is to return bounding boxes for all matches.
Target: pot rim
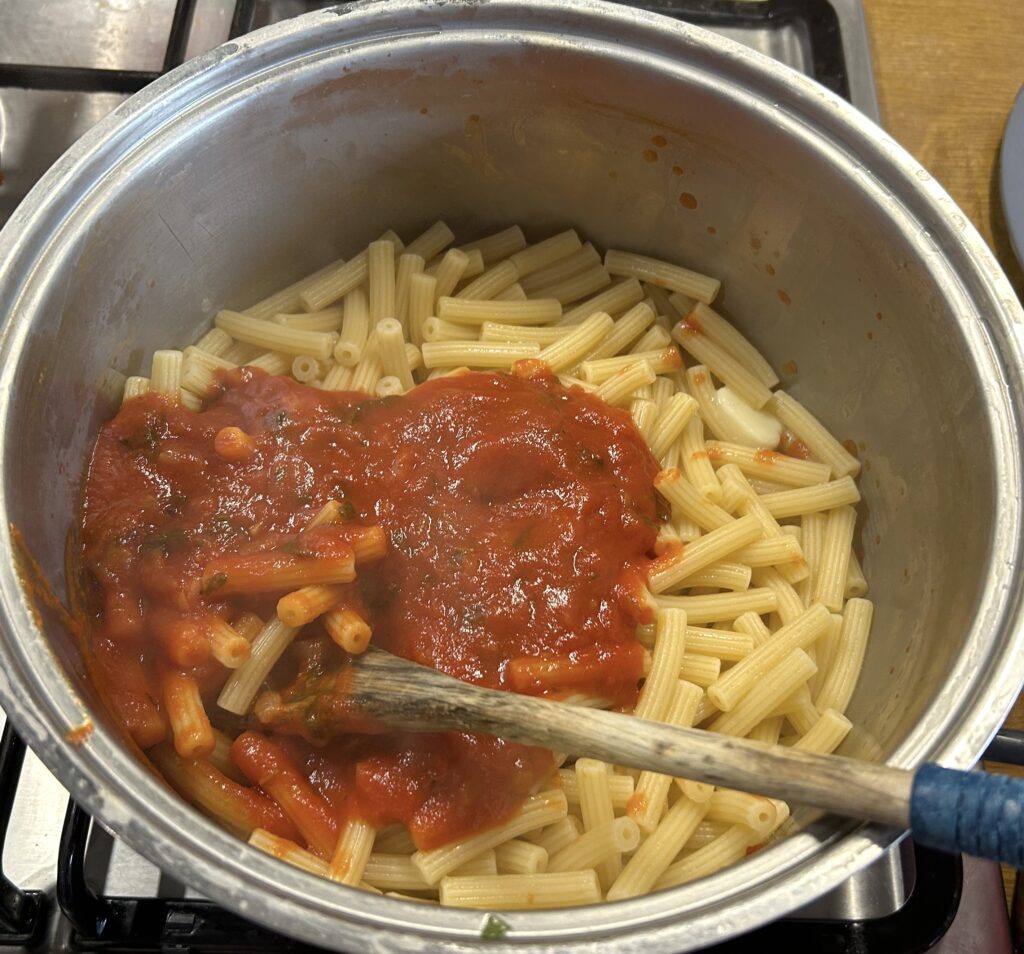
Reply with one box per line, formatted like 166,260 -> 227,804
0,1 -> 1022,950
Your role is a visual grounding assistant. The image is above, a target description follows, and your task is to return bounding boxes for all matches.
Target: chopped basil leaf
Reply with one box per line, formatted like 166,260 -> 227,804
480,914 -> 509,940
202,571 -> 227,595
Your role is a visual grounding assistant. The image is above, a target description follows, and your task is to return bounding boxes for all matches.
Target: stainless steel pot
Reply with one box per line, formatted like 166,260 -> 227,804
0,1 -> 1022,949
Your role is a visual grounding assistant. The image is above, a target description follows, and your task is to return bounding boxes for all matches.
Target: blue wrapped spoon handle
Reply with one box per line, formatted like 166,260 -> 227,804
911,763 -> 1024,866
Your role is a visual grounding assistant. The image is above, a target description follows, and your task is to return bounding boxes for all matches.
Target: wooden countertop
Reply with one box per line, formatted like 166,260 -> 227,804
863,0 -> 1023,300
861,0 -> 1024,909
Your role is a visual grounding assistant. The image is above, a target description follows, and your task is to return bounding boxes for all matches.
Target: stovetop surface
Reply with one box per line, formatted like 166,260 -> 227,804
0,2 -> 1007,951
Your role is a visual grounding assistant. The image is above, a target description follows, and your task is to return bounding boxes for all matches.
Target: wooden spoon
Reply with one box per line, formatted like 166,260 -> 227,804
332,646 -> 1024,866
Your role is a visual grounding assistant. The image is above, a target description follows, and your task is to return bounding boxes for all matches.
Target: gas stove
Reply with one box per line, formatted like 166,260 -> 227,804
0,2 -> 1011,951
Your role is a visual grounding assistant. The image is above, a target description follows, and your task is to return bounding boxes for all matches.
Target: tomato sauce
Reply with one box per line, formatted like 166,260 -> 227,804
778,430 -> 812,461
80,367 -> 663,850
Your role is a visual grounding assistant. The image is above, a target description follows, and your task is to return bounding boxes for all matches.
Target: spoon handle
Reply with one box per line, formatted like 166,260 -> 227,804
348,648 -> 1024,865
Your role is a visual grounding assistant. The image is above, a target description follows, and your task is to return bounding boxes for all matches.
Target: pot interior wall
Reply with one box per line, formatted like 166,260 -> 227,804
4,26 -> 992,769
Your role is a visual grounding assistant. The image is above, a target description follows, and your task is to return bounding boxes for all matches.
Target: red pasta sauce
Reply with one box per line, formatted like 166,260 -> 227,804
80,366 -> 663,851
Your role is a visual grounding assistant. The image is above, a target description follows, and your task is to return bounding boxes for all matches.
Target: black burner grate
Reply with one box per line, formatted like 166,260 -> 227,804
0,0 -> 850,98
0,0 -> 257,93
0,727 -> 46,948
57,803 -> 323,952
622,0 -> 852,101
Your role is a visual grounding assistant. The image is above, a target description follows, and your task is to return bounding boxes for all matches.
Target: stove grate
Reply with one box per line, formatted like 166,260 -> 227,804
57,802 -> 321,953
0,727 -> 46,948
0,0 -> 257,93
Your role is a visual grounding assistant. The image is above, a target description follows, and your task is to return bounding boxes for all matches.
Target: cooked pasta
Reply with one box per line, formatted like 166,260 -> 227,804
559,277 -> 645,326
520,242 -> 601,295
79,222 -> 874,913
460,224 -> 526,264
494,839 -> 549,875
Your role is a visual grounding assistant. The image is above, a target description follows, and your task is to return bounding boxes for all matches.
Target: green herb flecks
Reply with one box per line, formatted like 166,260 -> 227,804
281,540 -> 316,559
162,492 -> 188,516
140,529 -> 189,555
202,571 -> 228,595
480,914 -> 509,940
513,525 -> 533,550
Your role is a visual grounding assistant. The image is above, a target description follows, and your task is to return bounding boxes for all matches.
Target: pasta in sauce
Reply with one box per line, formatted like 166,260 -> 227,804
77,223 -> 870,909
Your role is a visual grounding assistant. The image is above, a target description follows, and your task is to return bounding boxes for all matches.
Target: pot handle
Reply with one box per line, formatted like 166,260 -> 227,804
912,763 -> 1024,865
983,729 -> 1024,766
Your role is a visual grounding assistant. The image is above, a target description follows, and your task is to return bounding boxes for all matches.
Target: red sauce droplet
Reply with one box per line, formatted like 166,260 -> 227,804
750,237 -> 762,251
65,720 -> 94,747
782,360 -> 798,376
765,264 -> 776,276
651,135 -> 667,148
778,432 -> 811,459
754,449 -> 781,466
627,792 -> 649,817
692,371 -> 707,386
678,192 -> 698,209
867,331 -> 874,340
467,113 -> 480,124
672,164 -> 684,176
642,149 -> 659,163
875,311 -> 883,321
777,289 -> 791,305
706,225 -> 717,235
419,106 -> 428,114
842,439 -> 859,457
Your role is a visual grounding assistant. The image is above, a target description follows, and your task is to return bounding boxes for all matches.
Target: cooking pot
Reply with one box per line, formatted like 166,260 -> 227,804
0,1 -> 1022,949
